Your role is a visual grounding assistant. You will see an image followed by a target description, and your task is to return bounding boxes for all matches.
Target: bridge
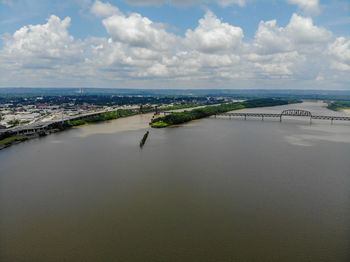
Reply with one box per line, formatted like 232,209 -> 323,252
215,109 -> 350,124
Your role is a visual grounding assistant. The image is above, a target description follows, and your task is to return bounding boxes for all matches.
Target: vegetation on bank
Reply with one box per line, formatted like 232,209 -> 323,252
0,136 -> 25,146
0,109 -> 141,150
66,109 -> 138,127
327,101 -> 350,111
151,121 -> 169,128
151,98 -> 301,128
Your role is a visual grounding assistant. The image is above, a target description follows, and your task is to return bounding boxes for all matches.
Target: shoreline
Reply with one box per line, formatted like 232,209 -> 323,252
342,109 -> 350,115
0,112 -> 146,151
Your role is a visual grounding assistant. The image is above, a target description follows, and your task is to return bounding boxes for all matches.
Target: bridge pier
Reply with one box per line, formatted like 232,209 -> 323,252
244,115 -> 246,120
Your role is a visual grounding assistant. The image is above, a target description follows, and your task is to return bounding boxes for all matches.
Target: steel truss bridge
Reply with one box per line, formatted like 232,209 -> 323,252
216,109 -> 350,124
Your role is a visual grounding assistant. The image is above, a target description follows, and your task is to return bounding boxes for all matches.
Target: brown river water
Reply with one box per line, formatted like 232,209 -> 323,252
0,101 -> 349,262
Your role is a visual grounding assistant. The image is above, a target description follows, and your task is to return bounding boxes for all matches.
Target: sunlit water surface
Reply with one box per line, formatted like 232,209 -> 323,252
0,101 -> 349,262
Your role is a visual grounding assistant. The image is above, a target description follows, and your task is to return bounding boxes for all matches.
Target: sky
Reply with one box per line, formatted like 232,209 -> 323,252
0,0 -> 349,89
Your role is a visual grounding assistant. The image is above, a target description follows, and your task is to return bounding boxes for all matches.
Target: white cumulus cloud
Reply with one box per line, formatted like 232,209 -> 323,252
286,14 -> 331,44
2,15 -> 84,69
101,12 -> 177,51
0,1 -> 348,89
286,0 -> 320,15
254,13 -> 331,54
91,0 -> 122,17
112,0 -> 321,13
184,11 -> 244,54
328,37 -> 350,71
123,0 -> 247,7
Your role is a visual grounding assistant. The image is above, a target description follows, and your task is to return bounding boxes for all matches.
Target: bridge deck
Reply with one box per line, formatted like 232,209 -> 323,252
217,112 -> 350,121
219,113 -> 281,117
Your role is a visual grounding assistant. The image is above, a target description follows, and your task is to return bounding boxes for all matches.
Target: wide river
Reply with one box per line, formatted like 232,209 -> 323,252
0,101 -> 349,262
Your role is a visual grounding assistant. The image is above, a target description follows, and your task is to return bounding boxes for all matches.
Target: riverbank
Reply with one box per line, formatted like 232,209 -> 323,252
151,98 -> 301,128
0,135 -> 28,150
342,109 -> 350,115
65,109 -> 138,127
160,103 -> 205,111
327,101 -> 350,111
0,109 -> 146,150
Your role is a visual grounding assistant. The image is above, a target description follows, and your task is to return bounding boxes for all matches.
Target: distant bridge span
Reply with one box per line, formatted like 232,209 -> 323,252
216,109 -> 350,124
281,109 -> 312,117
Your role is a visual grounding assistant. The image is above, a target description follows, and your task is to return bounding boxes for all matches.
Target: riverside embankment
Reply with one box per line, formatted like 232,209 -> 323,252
0,103 -> 208,150
343,109 -> 350,115
0,108 -> 144,150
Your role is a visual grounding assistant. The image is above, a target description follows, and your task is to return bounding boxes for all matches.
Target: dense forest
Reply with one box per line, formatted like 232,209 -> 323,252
151,98 -> 301,128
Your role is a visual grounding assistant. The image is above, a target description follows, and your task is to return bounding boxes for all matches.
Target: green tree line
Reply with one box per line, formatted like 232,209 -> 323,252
66,109 -> 138,127
327,101 -> 350,111
160,103 -> 204,111
151,98 -> 301,128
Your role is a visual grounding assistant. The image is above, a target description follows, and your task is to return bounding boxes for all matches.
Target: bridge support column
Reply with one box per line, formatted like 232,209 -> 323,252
331,118 -> 334,125
244,115 -> 246,120
262,115 -> 264,121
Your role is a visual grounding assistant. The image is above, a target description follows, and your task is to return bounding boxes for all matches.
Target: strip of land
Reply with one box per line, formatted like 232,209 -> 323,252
327,101 -> 350,111
0,136 -> 27,150
343,109 -> 350,115
65,109 -> 139,127
160,103 -> 204,111
0,108 -> 146,150
0,103 -> 218,150
151,98 -> 301,128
